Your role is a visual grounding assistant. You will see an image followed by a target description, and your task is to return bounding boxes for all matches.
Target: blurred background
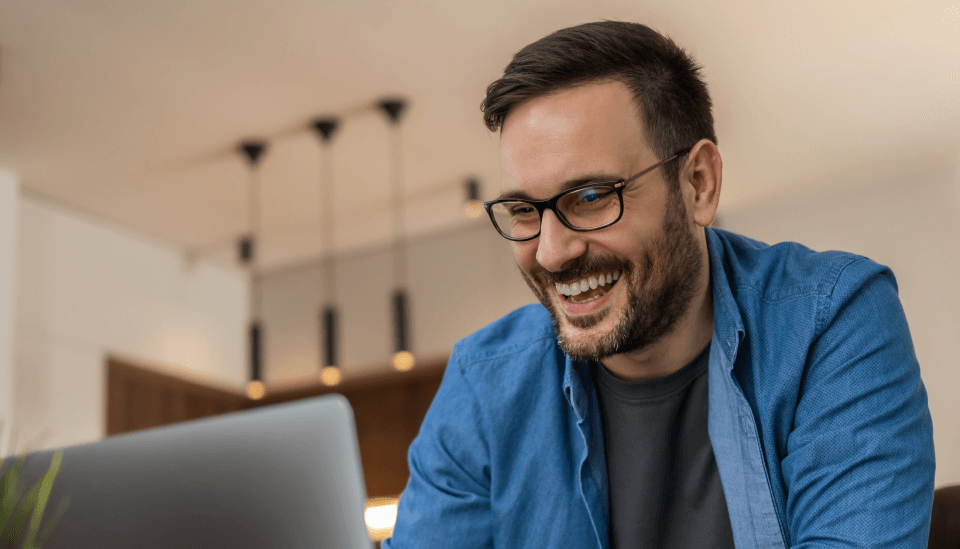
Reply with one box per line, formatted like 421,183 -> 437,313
0,0 -> 957,520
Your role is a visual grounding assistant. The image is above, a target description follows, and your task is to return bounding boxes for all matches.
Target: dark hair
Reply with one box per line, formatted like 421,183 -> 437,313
481,21 -> 716,186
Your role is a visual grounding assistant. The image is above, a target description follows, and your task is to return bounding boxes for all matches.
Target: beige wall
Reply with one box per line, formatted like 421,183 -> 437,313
722,154 -> 960,488
0,170 -> 19,456
13,196 -> 249,453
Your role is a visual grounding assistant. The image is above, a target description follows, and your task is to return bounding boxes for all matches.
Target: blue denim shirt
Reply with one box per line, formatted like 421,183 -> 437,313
385,229 -> 935,548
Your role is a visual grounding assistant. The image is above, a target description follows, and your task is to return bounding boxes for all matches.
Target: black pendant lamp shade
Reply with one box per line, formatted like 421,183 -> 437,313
465,178 -> 480,201
312,118 -> 339,142
249,320 -> 263,382
464,177 -> 483,218
238,235 -> 255,264
392,289 -> 409,353
240,140 -> 267,166
321,306 -> 338,369
378,98 -> 407,124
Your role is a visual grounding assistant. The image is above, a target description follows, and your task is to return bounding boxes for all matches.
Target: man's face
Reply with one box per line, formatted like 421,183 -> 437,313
499,80 -> 703,361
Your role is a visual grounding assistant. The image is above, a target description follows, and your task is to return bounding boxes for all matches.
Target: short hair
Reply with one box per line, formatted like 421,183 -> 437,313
481,21 -> 716,185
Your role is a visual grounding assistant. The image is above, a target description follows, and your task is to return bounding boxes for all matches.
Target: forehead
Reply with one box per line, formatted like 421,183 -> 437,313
499,80 -> 650,198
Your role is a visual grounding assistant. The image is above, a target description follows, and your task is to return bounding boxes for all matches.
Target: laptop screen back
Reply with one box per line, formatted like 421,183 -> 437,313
16,394 -> 373,549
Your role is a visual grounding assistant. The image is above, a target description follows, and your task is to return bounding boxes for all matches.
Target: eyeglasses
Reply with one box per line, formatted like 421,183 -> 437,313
483,149 -> 690,241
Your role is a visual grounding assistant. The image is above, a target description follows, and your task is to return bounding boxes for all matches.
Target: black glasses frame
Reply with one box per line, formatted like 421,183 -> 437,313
483,148 -> 690,242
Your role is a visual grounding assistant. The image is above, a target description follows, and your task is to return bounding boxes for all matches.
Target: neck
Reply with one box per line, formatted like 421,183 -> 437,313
601,251 -> 714,383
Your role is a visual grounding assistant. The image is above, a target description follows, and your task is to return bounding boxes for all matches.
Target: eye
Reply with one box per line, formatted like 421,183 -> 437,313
576,188 -> 601,202
508,203 -> 537,218
573,187 -> 614,205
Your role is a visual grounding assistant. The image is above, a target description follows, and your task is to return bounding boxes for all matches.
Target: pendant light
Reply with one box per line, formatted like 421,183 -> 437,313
311,117 -> 342,386
239,139 -> 268,399
379,98 -> 415,372
464,177 -> 483,218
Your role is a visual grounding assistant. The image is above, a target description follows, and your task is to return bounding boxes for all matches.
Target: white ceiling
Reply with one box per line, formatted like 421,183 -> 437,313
1,0 -> 958,270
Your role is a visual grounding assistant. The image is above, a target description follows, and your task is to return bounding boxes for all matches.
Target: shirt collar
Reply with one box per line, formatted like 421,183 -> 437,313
705,228 -> 746,367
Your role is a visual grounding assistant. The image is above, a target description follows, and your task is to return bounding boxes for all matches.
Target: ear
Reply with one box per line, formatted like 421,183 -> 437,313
680,139 -> 722,228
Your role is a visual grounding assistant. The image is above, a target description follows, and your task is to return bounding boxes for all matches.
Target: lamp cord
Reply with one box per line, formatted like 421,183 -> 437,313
391,124 -> 407,289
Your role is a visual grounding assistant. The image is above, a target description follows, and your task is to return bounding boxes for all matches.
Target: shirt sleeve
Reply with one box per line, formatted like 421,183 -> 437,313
383,350 -> 494,549
781,258 -> 935,547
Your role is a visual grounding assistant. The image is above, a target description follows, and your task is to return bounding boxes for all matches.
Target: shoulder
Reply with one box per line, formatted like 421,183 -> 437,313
706,228 -> 893,304
452,303 -> 558,367
443,303 -> 567,411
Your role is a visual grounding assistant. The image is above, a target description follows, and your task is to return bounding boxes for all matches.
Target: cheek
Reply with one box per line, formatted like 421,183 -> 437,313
596,226 -> 644,258
512,241 -> 538,271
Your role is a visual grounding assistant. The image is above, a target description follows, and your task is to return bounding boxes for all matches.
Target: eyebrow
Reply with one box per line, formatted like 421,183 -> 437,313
495,171 -> 623,201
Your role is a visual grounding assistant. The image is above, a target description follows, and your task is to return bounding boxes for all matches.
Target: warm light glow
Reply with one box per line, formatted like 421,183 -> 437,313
392,351 -> 415,371
246,380 -> 265,400
320,366 -> 341,386
465,199 -> 484,218
364,497 -> 399,541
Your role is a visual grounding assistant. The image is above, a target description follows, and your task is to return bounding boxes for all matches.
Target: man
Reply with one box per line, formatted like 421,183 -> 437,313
385,21 -> 934,548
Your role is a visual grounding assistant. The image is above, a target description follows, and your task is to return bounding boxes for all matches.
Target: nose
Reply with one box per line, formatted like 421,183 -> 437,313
536,209 -> 587,272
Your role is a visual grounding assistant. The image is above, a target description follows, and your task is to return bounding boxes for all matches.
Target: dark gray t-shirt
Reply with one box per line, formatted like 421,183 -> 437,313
592,345 -> 736,549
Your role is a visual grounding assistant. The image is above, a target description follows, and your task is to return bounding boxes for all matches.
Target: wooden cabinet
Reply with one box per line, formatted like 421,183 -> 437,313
106,356 -> 446,497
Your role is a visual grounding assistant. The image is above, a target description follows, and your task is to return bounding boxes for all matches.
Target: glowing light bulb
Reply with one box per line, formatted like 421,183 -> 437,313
364,497 -> 399,541
465,200 -> 483,218
246,380 -> 266,400
320,366 -> 342,386
392,351 -> 415,371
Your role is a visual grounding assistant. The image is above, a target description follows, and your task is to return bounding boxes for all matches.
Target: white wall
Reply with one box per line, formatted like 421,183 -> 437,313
13,196 -> 249,452
722,155 -> 960,488
0,170 -> 19,456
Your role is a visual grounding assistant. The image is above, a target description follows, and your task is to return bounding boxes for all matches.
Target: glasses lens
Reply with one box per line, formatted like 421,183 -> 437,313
557,185 -> 621,229
489,201 -> 541,240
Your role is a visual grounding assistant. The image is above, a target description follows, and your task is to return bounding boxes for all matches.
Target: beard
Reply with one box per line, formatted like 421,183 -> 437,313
520,187 -> 703,361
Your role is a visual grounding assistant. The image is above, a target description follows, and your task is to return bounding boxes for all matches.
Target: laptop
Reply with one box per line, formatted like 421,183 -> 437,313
14,394 -> 374,548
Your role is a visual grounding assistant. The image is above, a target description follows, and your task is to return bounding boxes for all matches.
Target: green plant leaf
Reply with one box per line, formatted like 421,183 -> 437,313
7,480 -> 40,547
0,455 -> 27,532
34,498 -> 69,549
0,451 -> 67,549
22,450 -> 62,549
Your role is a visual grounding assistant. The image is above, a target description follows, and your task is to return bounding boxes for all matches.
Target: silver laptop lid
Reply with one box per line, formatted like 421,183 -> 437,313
17,394 -> 373,549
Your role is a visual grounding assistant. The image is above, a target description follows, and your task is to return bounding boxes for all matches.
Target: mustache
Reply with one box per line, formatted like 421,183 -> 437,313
529,255 -> 631,285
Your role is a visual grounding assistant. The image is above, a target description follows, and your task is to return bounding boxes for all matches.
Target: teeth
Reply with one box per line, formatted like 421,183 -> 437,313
555,271 -> 622,296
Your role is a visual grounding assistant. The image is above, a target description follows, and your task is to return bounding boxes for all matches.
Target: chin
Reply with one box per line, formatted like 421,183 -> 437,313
553,300 -> 622,361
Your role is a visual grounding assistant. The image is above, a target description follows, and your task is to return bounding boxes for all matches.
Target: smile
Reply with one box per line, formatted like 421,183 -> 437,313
554,271 -> 621,303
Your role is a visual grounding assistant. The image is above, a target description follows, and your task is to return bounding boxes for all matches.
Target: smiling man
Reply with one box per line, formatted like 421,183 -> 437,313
385,21 -> 934,549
